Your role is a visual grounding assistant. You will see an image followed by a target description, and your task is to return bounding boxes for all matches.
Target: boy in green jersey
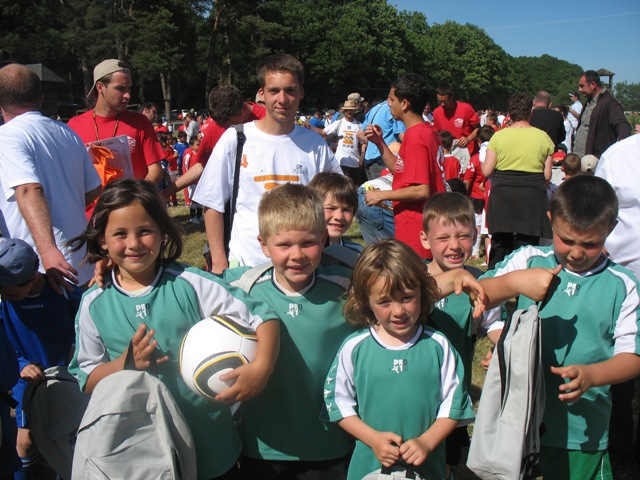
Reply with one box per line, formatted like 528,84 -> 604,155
420,192 -> 503,476
483,175 -> 640,480
224,184 -> 356,479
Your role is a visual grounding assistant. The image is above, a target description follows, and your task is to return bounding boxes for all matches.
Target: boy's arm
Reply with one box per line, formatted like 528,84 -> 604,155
400,417 -> 458,466
203,207 -> 229,274
162,162 -> 204,197
338,416 -> 403,468
480,266 -> 561,309
365,184 -> 429,207
433,269 -> 485,318
551,352 -> 640,403
215,319 -> 279,404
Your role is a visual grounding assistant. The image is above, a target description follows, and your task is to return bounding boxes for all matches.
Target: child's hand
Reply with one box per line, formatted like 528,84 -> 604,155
88,258 -> 112,289
369,431 -> 402,468
551,364 -> 594,402
20,363 -> 45,384
129,324 -> 169,370
215,360 -> 270,405
455,270 -> 486,318
400,437 -> 432,466
481,347 -> 494,369
516,265 -> 562,302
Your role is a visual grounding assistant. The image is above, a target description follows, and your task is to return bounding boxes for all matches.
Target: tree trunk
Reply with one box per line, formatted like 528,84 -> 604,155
161,71 -> 172,121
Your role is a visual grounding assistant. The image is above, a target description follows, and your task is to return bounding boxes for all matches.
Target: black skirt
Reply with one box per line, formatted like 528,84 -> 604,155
487,170 -> 552,238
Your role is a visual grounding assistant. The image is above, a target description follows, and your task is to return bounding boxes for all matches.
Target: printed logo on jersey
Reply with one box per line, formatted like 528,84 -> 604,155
453,118 -> 464,129
127,136 -> 136,153
395,156 -> 405,174
435,297 -> 448,310
286,303 -> 302,318
563,282 -> 580,296
390,358 -> 408,374
20,304 -> 45,310
135,303 -> 151,319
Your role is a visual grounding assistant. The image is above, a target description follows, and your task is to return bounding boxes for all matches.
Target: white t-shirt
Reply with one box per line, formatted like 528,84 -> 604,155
595,134 -> 640,280
0,111 -> 101,284
192,121 -> 342,266
562,118 -> 574,153
323,117 -> 363,168
568,99 -> 583,129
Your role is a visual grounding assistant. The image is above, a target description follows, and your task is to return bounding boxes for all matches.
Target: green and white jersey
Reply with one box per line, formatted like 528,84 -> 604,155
69,262 -> 277,479
224,264 -> 356,461
324,325 -> 474,480
484,245 -> 640,451
428,263 -> 503,390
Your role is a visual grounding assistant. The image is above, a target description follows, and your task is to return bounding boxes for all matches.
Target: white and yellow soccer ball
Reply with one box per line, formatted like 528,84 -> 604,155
179,315 -> 257,401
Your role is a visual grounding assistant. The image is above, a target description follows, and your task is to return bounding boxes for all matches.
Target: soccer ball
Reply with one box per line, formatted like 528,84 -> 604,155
179,315 -> 257,401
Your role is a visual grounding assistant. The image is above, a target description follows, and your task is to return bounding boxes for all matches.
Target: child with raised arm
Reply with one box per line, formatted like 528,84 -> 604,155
419,192 -> 560,477
324,239 -> 475,480
67,179 -> 279,480
483,175 -> 640,480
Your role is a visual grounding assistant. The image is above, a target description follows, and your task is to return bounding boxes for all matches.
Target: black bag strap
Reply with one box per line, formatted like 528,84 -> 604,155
380,464 -> 416,479
229,124 -> 246,232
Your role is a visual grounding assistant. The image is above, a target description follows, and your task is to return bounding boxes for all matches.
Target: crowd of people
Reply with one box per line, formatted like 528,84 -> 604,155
0,53 -> 638,480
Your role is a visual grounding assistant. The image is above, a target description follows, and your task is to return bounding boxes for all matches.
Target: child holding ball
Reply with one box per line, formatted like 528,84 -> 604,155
68,179 -> 279,480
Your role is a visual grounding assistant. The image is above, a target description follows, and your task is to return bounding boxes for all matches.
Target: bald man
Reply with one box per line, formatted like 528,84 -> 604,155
0,64 -> 102,291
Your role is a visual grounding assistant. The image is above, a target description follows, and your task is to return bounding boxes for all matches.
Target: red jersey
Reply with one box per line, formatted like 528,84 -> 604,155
463,153 -> 486,200
433,101 -> 480,155
164,147 -> 178,172
195,102 -> 266,167
68,110 -> 164,180
443,154 -> 461,180
393,122 -> 447,258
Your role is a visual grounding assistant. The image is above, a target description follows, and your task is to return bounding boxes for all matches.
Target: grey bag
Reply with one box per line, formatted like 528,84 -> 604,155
23,366 -> 90,480
466,304 -> 545,480
362,464 -> 424,480
71,370 -> 197,480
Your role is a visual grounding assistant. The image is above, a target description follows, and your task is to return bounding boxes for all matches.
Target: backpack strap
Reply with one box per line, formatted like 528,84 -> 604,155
233,261 -> 273,293
229,124 -> 246,225
322,244 -> 359,269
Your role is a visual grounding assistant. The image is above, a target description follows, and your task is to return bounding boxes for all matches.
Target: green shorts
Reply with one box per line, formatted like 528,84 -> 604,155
539,446 -> 612,480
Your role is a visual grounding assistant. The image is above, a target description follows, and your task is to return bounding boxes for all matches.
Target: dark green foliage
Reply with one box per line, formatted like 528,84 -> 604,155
0,0 -> 613,116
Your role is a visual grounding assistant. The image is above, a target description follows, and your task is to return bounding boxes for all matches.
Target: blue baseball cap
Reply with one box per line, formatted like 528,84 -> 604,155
0,238 -> 38,286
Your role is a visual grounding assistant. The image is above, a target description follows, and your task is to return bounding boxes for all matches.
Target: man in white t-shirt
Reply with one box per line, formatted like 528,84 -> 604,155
322,99 -> 363,185
192,54 -> 341,273
567,92 -> 583,132
0,64 -> 102,291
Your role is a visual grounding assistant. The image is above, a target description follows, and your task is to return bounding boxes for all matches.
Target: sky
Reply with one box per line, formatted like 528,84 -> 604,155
390,0 -> 639,85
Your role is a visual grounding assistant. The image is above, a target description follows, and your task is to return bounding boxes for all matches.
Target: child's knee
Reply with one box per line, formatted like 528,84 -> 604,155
16,428 -> 35,457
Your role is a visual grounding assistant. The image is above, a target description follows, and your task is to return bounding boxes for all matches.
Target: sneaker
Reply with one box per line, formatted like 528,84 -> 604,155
190,217 -> 200,224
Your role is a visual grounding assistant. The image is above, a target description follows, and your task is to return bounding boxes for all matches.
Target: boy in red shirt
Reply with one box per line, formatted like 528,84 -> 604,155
464,125 -> 494,258
439,130 -> 462,180
364,73 -> 447,259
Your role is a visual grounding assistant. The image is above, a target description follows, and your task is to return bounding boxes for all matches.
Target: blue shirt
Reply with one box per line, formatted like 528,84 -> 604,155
362,102 -> 406,164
